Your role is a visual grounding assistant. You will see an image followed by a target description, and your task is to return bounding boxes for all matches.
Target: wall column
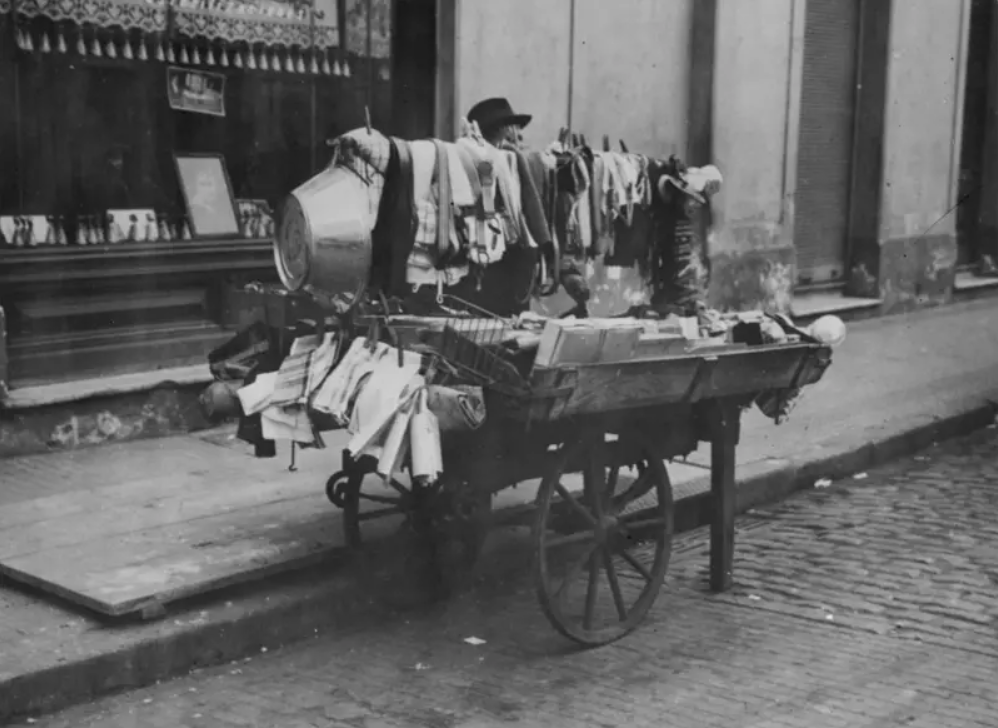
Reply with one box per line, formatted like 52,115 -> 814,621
706,0 -> 804,313
978,2 -> 998,270
851,0 -> 970,312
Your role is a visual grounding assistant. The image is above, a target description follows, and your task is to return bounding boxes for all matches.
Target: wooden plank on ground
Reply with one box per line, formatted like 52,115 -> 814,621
0,478 -> 320,560
0,438 -> 256,494
0,460 -> 416,618
0,492 -> 341,616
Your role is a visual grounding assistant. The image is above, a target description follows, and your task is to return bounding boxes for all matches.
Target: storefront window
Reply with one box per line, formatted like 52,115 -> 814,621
0,0 -> 396,388
0,0 -> 392,246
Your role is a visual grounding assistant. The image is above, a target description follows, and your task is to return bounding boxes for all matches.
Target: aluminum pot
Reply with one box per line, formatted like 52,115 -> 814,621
274,166 -> 378,295
274,129 -> 390,295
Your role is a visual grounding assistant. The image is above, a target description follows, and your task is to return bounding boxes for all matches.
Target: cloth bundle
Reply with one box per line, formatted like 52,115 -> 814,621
328,125 -> 723,317
360,128 -> 551,303
527,140 -> 723,317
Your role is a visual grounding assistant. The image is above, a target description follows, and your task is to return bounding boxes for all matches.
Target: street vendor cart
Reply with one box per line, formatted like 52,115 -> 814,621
205,125 -> 837,647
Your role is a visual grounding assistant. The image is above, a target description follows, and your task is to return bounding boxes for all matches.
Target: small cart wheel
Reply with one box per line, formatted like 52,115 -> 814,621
533,431 -> 674,647
338,467 -> 444,609
337,463 -> 491,606
336,465 -> 412,551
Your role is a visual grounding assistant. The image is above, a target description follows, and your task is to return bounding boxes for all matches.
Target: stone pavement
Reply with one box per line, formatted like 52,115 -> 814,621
17,427 -> 998,728
2,297 -> 998,721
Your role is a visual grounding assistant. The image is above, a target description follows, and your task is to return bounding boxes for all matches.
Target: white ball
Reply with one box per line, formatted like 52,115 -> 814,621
808,315 -> 847,348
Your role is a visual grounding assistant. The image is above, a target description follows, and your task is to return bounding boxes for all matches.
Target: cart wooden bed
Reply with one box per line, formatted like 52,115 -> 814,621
318,322 -> 832,646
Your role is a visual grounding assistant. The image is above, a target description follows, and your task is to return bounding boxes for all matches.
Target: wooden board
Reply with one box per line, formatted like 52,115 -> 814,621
0,437 -> 367,617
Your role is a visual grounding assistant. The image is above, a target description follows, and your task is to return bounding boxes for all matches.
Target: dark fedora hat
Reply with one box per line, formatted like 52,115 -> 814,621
467,97 -> 532,134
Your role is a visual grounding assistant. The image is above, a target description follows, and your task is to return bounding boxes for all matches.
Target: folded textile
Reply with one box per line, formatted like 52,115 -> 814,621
238,371 -> 278,416
348,348 -> 424,452
261,403 -> 321,445
311,337 -> 392,424
270,335 -> 320,407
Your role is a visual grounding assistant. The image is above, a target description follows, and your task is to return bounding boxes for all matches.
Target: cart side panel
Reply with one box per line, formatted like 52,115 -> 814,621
692,346 -> 810,401
544,358 -> 703,418
534,344 -> 830,419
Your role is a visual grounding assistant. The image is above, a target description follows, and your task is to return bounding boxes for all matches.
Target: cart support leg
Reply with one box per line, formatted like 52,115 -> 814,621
709,399 -> 739,592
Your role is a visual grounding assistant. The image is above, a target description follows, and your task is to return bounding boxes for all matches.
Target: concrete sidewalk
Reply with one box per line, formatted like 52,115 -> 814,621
2,297 -> 998,722
21,427 -> 998,728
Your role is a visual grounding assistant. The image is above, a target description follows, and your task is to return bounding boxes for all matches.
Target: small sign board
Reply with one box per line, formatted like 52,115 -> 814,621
167,67 -> 226,117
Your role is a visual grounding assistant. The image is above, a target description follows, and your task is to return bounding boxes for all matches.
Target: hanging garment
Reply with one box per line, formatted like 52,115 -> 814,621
574,161 -> 593,253
237,371 -> 278,416
510,149 -> 551,250
455,138 -> 513,266
260,402 -> 321,445
347,348 -> 424,459
523,150 -> 561,300
311,337 -> 393,425
648,200 -> 708,318
269,335 -> 321,407
370,137 -> 417,297
407,141 -> 472,290
549,153 -> 592,307
611,153 -> 642,225
590,153 -> 615,256
553,155 -> 588,256
596,152 -> 624,226
607,204 -> 654,269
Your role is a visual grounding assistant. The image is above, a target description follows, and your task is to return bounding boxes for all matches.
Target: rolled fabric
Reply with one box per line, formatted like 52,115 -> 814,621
426,385 -> 486,433
409,389 -> 443,480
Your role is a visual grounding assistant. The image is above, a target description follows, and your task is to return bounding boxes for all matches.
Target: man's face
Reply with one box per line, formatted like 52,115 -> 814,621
487,123 -> 524,150
502,124 -> 524,149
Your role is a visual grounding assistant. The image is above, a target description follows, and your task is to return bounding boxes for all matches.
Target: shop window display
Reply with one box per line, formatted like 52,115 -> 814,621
0,0 -> 395,388
0,0 -> 393,248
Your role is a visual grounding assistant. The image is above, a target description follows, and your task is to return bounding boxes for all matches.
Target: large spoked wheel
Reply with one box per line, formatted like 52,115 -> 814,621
330,463 -> 491,608
533,431 -> 674,646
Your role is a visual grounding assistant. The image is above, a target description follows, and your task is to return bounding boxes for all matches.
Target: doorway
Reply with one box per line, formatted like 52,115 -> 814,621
793,0 -> 861,287
391,0 -> 437,139
957,0 -> 995,269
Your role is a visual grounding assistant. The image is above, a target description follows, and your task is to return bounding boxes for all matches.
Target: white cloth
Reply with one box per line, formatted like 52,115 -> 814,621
237,371 -> 277,416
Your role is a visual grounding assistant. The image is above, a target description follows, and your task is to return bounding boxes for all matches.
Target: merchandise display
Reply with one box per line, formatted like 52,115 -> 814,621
274,124 -> 724,318
197,120 -> 839,645
0,212 -> 194,247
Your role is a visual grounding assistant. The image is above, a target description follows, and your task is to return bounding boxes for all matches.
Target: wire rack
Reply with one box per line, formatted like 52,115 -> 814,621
425,295 -> 529,395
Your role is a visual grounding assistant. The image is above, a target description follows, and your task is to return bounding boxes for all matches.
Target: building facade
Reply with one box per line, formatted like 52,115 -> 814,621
0,0 -> 409,395
442,0 -> 997,319
1,0 -> 996,398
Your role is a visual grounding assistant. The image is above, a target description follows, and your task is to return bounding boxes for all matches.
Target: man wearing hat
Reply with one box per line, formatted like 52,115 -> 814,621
466,97 -> 531,151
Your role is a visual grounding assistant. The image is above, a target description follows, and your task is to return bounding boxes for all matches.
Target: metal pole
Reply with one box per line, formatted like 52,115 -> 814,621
566,0 -> 575,138
8,0 -> 24,210
365,0 -> 373,124
309,0 -> 317,170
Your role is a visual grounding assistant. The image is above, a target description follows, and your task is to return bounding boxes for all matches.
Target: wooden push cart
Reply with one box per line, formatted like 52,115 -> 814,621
319,310 -> 833,647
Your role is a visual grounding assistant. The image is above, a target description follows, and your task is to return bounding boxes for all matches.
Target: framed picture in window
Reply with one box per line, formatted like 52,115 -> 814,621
173,153 -> 240,239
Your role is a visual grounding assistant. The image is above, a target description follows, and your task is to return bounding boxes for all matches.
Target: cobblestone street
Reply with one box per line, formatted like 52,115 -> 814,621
17,428 -> 998,728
